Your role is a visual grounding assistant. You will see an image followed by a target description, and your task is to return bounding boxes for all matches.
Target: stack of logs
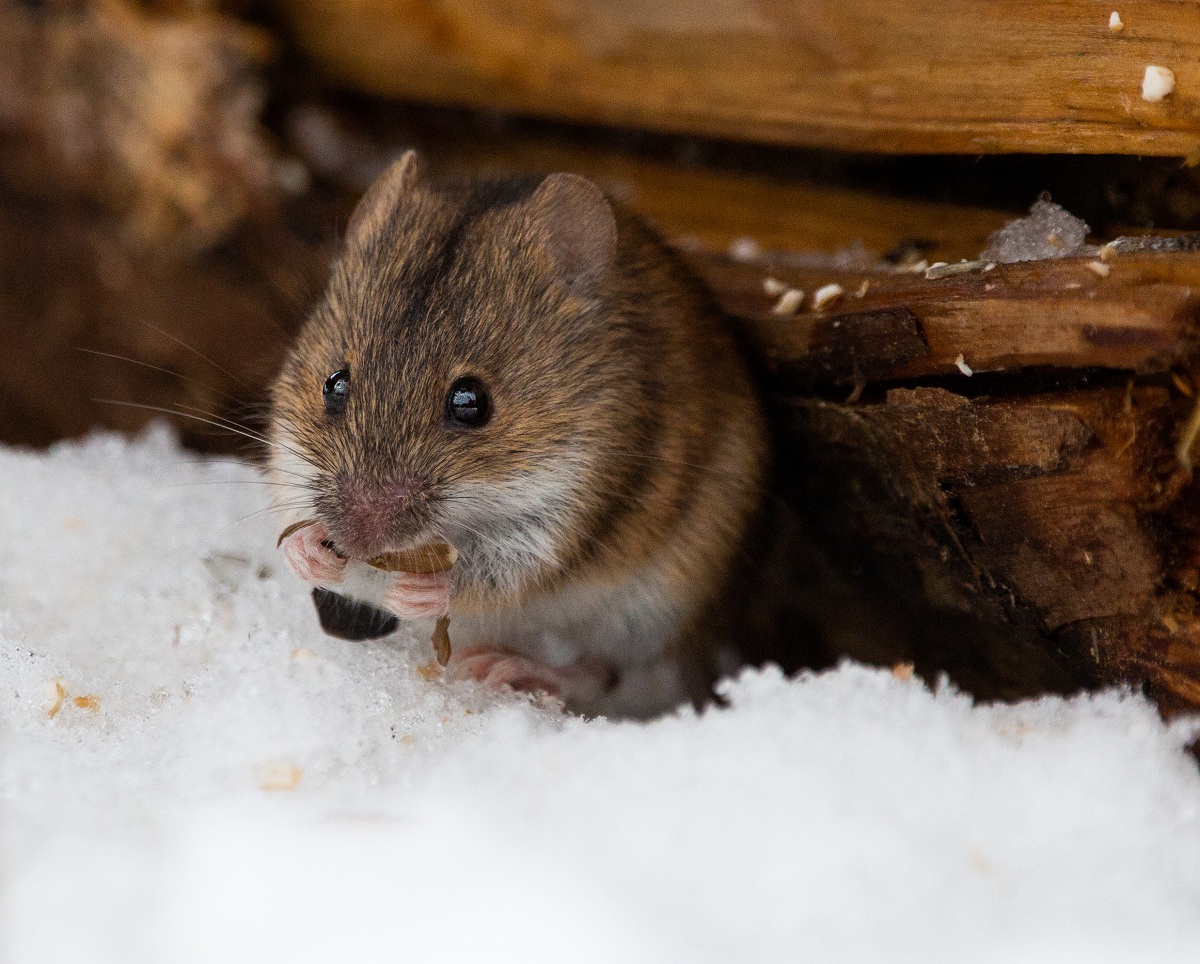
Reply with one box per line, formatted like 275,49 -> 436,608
7,0 -> 1200,715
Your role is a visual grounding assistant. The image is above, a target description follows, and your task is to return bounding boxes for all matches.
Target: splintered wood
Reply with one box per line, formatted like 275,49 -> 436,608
706,243 -> 1200,714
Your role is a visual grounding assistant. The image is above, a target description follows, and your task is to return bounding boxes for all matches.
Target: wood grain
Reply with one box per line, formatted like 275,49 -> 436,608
697,249 -> 1200,385
278,0 -> 1200,155
283,101 -> 1014,262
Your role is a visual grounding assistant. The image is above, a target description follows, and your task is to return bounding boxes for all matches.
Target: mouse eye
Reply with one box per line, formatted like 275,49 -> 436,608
446,377 -> 490,427
323,369 -> 350,415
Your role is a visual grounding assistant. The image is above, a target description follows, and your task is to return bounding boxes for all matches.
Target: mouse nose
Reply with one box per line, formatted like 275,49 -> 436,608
334,476 -> 427,557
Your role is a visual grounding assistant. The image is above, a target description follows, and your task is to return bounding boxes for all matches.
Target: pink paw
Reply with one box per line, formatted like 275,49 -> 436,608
281,523 -> 347,585
381,571 -> 451,620
448,646 -> 616,703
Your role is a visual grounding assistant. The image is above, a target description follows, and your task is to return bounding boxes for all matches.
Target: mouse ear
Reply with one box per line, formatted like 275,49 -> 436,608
525,173 -> 617,289
345,150 -> 422,244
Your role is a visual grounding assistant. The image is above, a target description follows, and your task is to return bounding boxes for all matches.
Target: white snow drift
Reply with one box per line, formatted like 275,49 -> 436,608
3,428 -> 1200,963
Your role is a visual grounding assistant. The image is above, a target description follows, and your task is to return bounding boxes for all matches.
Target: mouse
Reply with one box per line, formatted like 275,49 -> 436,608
268,150 -> 770,718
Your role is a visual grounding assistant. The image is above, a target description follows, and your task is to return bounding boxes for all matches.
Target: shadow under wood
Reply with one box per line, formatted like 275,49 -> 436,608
751,495 -> 1098,704
758,398 -> 1106,704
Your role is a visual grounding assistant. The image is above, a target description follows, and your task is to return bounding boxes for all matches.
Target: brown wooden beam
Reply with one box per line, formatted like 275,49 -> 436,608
278,0 -> 1200,156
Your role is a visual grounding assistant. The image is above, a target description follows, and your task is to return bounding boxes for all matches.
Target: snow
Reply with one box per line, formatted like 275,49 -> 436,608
4,428 -> 1200,963
981,198 -> 1091,264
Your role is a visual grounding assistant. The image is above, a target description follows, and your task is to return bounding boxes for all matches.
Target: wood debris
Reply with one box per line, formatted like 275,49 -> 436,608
1142,65 -> 1176,102
44,680 -> 67,719
259,761 -> 303,792
812,283 -> 845,311
770,288 -> 805,316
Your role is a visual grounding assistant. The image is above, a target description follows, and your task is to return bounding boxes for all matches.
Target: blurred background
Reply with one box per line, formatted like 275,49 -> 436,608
7,0 -> 1200,711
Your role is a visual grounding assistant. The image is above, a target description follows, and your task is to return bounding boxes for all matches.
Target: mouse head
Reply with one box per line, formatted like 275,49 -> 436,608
269,152 -> 636,599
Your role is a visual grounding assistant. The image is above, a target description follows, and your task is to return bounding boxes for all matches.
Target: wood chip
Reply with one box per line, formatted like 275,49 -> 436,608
44,679 -> 67,718
925,259 -> 994,280
762,276 -> 788,296
812,283 -> 844,311
892,662 -> 915,681
432,615 -> 452,666
416,660 -> 443,681
368,542 -> 458,574
73,695 -> 101,712
1087,260 -> 1111,277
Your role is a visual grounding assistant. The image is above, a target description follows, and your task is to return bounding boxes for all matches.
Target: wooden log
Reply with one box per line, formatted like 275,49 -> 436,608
725,243 -> 1200,712
782,381 -> 1184,696
282,101 -> 1013,262
277,0 -> 1200,156
0,0 -> 276,252
701,247 -> 1200,386
0,190 -> 321,446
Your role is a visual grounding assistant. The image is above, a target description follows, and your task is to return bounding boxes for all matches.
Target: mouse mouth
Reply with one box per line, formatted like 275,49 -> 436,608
327,517 -> 439,561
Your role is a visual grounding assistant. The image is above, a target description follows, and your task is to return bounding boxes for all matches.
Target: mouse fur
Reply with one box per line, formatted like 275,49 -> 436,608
269,151 -> 770,718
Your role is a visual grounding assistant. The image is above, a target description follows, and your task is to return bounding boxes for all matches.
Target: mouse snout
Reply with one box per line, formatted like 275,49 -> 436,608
333,476 -> 429,557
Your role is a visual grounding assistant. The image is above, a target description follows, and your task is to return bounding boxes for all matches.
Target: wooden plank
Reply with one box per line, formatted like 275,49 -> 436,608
0,0 -> 275,252
693,250 -> 1200,385
279,0 -> 1200,156
284,101 -> 1013,262
785,384 -> 1187,703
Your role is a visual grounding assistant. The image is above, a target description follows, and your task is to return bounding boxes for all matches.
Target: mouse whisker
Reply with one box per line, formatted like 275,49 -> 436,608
94,399 -> 322,473
178,457 -> 314,484
129,318 -> 251,390
164,480 -> 320,492
75,348 -> 247,406
218,499 -> 318,535
172,403 -> 303,461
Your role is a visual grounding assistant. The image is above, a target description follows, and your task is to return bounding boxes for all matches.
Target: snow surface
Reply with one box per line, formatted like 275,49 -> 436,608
4,428 -> 1200,963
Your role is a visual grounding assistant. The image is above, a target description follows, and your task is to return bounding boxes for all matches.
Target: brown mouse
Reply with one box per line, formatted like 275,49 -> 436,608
269,151 -> 770,718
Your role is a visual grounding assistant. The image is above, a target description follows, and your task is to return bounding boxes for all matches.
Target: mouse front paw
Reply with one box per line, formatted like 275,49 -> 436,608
281,522 -> 348,586
381,571 -> 451,620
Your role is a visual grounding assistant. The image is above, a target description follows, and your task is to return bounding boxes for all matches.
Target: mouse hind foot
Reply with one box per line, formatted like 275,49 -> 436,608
447,645 -> 617,708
